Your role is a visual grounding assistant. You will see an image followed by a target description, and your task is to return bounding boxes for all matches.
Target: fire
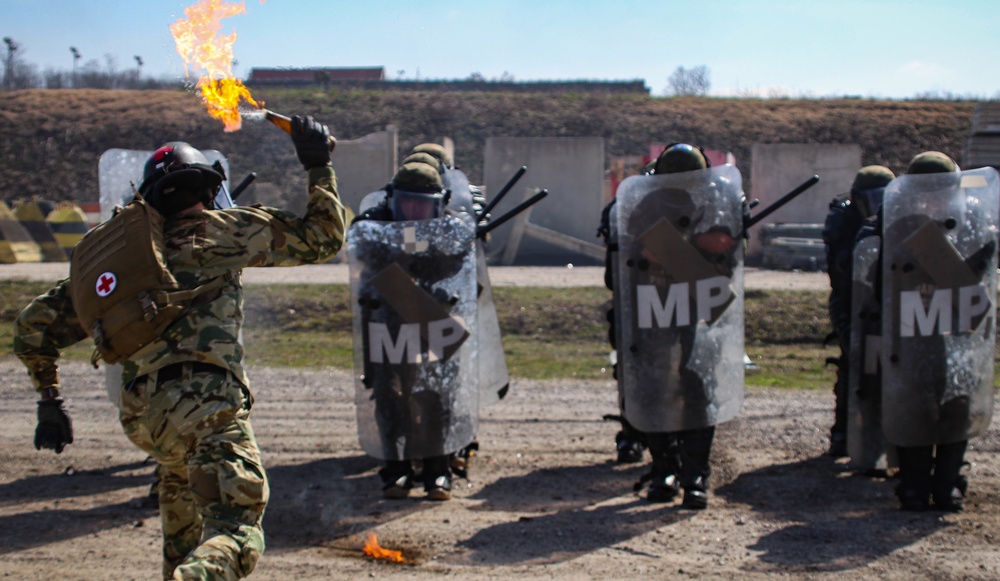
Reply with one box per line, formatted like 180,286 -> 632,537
362,533 -> 406,563
170,0 -> 260,131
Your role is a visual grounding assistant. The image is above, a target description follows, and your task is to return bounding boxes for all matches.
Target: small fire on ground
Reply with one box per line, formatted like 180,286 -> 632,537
362,533 -> 406,563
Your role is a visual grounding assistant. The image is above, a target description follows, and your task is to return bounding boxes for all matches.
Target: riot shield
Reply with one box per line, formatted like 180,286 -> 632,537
615,165 -> 746,433
882,167 -> 999,446
475,244 -> 510,406
358,190 -> 387,215
442,168 -> 477,217
448,168 -> 509,405
348,215 -> 479,460
847,233 -> 894,470
97,148 -> 231,405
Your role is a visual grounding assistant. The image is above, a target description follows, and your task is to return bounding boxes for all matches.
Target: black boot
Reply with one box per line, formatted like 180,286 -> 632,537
678,426 -> 715,510
682,476 -> 709,510
826,430 -> 848,458
932,440 -> 968,512
616,430 -> 646,464
896,446 -> 933,511
645,432 -> 680,503
379,460 -> 415,499
422,455 -> 452,501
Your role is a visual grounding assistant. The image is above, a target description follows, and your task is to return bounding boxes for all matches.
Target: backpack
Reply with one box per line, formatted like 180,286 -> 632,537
69,196 -> 227,365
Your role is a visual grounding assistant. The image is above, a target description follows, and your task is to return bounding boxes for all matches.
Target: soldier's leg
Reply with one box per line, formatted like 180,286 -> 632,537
644,432 -> 680,503
828,344 -> 849,457
158,463 -> 203,579
149,366 -> 268,581
119,373 -> 202,578
895,445 -> 933,511
678,426 -> 715,510
932,440 -> 968,512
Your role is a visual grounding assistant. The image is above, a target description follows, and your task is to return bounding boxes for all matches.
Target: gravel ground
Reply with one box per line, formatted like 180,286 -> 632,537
1,363 -> 999,580
3,264 -> 997,580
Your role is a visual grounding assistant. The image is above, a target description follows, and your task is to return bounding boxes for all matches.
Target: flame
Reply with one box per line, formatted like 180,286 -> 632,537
362,533 -> 406,563
170,0 -> 260,131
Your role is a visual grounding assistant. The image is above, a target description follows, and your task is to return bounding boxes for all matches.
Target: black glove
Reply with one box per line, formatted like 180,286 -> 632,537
35,397 -> 73,454
290,115 -> 332,170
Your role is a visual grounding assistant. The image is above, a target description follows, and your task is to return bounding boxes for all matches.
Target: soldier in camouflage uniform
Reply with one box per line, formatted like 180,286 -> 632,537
14,115 -> 349,580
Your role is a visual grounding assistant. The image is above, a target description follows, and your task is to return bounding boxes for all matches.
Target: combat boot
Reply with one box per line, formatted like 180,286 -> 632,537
646,473 -> 681,503
681,476 -> 709,510
826,431 -> 848,458
896,446 -> 933,511
932,441 -> 968,512
450,441 -> 479,478
616,430 -> 646,464
422,455 -> 452,501
379,462 -> 414,499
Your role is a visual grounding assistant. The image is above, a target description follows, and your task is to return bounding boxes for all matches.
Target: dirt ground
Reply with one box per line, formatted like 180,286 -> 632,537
1,358 -> 999,580
2,266 -> 998,580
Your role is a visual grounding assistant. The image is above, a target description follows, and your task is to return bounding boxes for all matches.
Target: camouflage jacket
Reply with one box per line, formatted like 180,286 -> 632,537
15,165 -> 349,393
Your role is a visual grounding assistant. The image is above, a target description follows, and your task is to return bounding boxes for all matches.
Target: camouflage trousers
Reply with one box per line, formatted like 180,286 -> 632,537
120,362 -> 269,580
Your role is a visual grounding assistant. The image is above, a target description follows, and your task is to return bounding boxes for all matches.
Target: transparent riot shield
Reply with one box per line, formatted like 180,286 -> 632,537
443,168 -> 477,217
348,215 -> 479,460
358,190 -> 387,215
882,167 -> 999,446
615,165 -> 745,433
847,233 -> 894,470
97,148 -> 230,405
475,244 -> 510,406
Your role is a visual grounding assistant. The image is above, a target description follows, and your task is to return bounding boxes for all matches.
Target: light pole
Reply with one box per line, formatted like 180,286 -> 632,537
70,46 -> 80,87
3,37 -> 18,90
134,55 -> 143,85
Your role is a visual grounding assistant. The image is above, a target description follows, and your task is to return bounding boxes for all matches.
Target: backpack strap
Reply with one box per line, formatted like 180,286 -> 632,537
147,271 -> 235,318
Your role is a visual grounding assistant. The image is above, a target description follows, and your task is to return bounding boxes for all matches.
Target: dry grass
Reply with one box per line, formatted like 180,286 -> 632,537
0,89 -> 976,205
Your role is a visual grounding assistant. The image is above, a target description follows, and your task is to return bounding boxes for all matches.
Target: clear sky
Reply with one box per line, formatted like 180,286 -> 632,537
3,0 -> 998,99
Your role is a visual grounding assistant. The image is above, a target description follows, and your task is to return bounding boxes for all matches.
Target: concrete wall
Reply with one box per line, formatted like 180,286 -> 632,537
483,137 -> 605,265
330,129 -> 398,215
748,143 -> 861,259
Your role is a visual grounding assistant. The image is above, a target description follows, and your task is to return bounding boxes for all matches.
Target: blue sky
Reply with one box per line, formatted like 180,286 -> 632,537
3,0 -> 998,98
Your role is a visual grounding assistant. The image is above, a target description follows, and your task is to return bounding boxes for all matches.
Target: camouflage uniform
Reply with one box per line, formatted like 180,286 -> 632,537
15,165 -> 348,579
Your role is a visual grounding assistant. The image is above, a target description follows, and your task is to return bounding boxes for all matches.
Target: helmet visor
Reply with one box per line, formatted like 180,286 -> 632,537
390,189 -> 445,221
851,187 -> 885,219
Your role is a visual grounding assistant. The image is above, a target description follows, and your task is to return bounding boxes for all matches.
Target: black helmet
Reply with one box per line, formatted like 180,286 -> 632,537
850,165 -> 895,219
653,143 -> 710,175
138,142 -> 225,215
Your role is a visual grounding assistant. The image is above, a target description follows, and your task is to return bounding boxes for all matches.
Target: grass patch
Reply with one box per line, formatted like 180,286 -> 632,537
1,279 -> 994,388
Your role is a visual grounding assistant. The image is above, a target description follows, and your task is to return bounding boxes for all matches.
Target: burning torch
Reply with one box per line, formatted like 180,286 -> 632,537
257,109 -> 337,152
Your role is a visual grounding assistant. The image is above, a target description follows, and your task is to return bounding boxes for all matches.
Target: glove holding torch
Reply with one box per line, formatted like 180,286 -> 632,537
265,110 -> 337,169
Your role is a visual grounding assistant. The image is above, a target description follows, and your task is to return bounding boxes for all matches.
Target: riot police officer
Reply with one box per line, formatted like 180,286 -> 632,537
822,165 -> 895,457
350,161 -> 480,501
880,151 -> 999,511
604,143 -> 748,509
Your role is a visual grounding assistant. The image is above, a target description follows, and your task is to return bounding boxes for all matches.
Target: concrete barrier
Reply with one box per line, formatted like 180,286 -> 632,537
13,200 -> 66,262
0,201 -> 42,263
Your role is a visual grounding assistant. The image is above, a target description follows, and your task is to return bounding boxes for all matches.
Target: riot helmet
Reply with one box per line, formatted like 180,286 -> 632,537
138,142 -> 225,215
401,151 -> 445,173
850,165 -> 895,219
387,161 -> 449,221
653,143 -> 711,175
903,151 -> 964,223
411,143 -> 453,169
